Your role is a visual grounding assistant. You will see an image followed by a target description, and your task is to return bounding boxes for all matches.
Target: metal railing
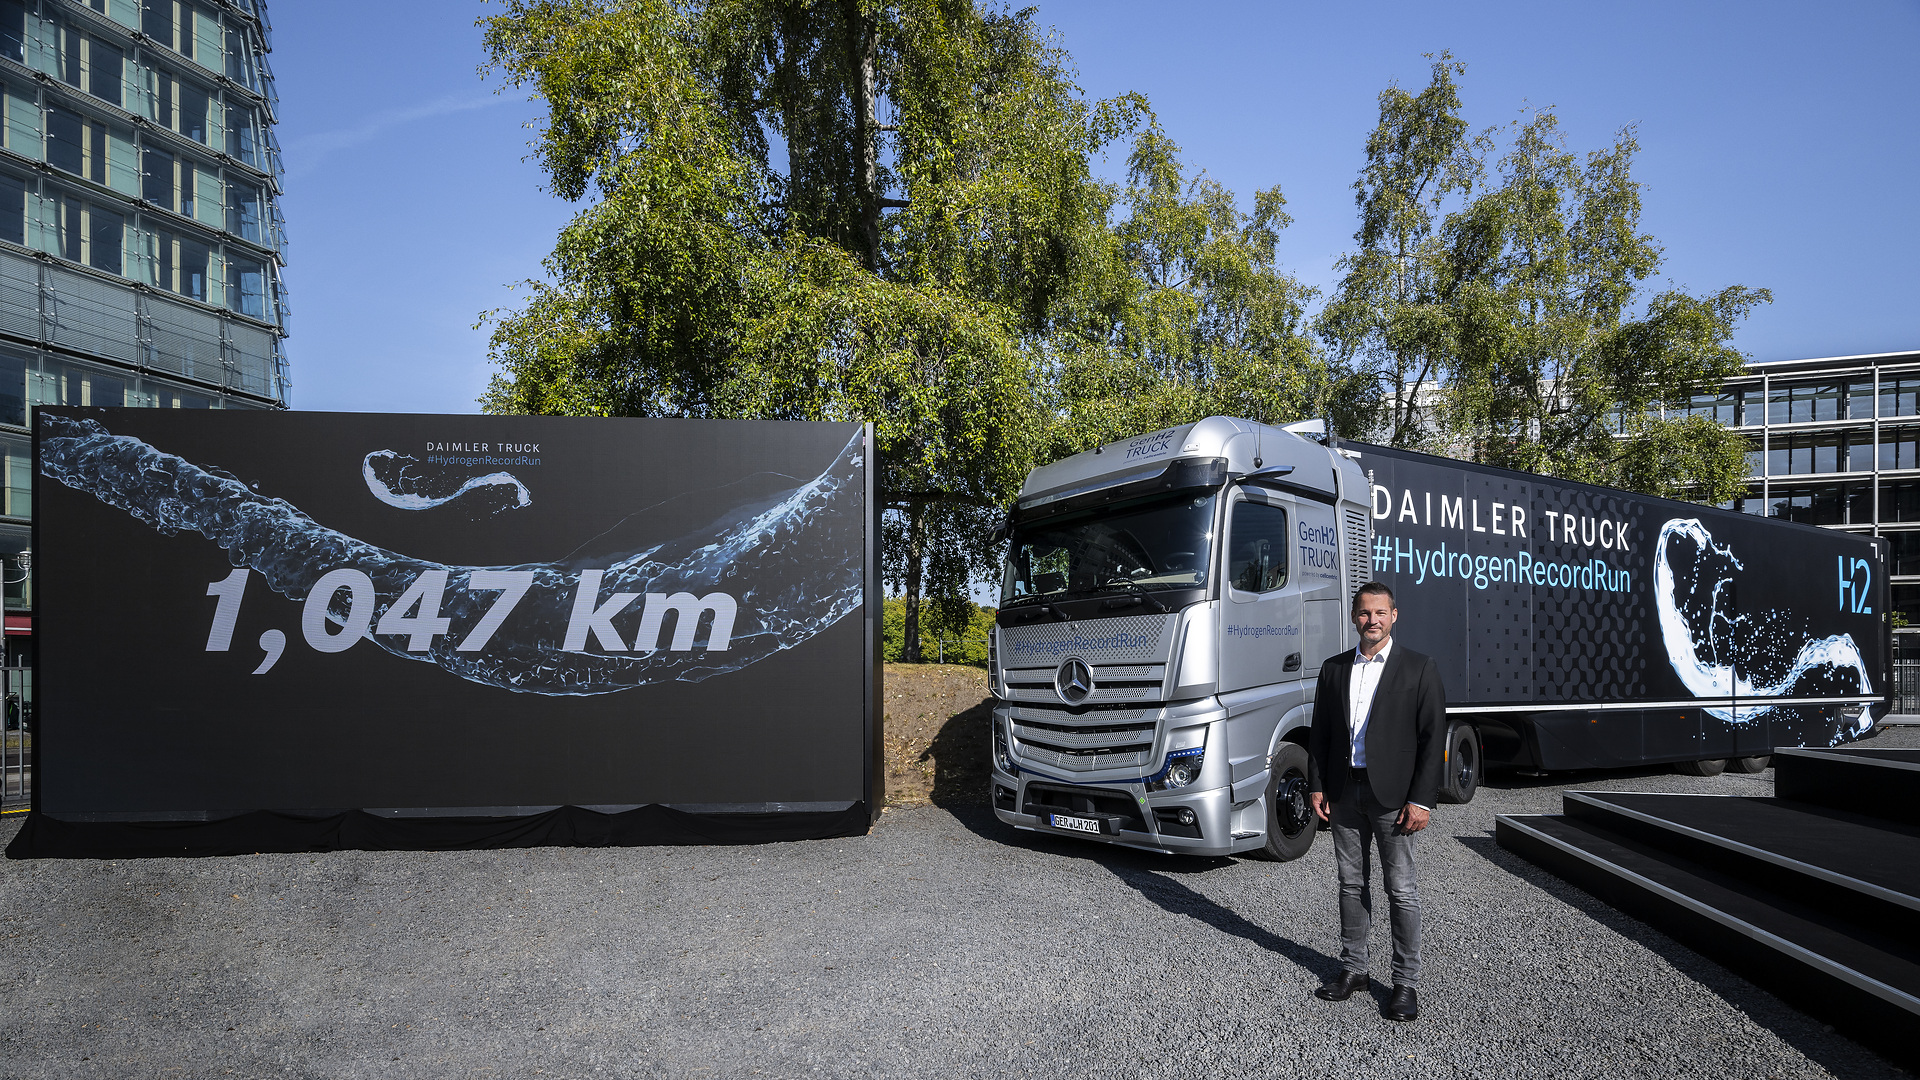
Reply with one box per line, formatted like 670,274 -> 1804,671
2,665 -> 30,811
1891,631 -> 1920,716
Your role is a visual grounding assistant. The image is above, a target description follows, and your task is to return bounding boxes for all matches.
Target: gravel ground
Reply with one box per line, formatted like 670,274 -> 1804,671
1,729 -> 1915,1080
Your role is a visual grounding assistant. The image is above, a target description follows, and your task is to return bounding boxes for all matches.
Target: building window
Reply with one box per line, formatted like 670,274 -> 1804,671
177,79 -> 208,144
87,0 -> 140,31
228,254 -> 263,316
0,171 -> 22,247
0,2 -> 22,64
0,431 -> 26,518
1768,432 -> 1848,475
1884,482 -> 1920,524
1882,427 -> 1920,472
0,350 -> 23,426
226,181 -> 261,242
1882,379 -> 1920,420
1768,383 -> 1842,424
141,0 -> 174,49
1884,531 -> 1920,577
44,106 -> 83,175
142,146 -> 173,211
88,39 -> 123,108
1766,484 -> 1847,526
88,205 -> 121,274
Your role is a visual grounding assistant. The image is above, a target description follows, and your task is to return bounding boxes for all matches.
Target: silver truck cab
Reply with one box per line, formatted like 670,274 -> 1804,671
988,417 -> 1373,859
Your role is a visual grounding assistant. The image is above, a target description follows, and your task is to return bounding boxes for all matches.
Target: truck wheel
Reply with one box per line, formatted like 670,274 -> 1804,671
1255,743 -> 1316,862
1437,723 -> 1480,804
1675,758 -> 1728,776
1729,755 -> 1771,773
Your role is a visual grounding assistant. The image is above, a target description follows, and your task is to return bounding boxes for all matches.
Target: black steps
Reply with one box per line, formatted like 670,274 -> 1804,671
1495,747 -> 1920,1071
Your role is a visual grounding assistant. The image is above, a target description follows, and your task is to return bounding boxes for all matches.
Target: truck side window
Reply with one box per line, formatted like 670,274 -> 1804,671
1228,501 -> 1288,593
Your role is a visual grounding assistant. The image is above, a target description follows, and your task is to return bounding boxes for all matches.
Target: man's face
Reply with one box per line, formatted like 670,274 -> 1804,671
1352,593 -> 1397,652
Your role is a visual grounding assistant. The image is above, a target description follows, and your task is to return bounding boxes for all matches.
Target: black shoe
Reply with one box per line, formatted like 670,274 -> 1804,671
1314,970 -> 1369,1001
1385,984 -> 1418,1021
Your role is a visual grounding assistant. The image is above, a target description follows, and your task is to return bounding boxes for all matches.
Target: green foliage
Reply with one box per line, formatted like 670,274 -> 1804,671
478,0 -> 1137,659
1320,56 -> 1768,503
478,14 -> 1768,650
1047,124 -> 1331,454
882,597 -> 992,665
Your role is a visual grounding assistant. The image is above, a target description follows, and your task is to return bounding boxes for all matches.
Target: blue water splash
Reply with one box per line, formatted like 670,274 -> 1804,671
1655,517 -> 1872,734
362,450 -> 531,514
40,415 -> 865,695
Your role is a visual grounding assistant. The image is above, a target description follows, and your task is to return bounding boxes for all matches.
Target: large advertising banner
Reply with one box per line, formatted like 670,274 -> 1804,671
18,409 -> 877,852
1350,442 -> 1886,765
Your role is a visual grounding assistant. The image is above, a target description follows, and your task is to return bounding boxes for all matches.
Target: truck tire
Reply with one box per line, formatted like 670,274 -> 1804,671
1255,743 -> 1316,862
1729,755 -> 1771,773
1675,758 -> 1729,777
1437,723 -> 1480,804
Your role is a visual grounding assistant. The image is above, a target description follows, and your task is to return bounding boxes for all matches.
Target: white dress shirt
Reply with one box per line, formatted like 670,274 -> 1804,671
1348,636 -> 1393,768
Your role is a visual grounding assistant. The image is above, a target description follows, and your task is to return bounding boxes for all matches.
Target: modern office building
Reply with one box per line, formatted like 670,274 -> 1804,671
0,0 -> 287,664
1675,349 -> 1920,621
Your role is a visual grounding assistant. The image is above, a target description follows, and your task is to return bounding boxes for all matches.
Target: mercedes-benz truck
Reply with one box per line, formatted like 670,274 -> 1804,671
987,417 -> 1889,860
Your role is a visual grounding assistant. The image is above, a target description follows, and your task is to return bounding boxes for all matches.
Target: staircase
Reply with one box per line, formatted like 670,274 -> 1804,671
1496,747 -> 1920,1071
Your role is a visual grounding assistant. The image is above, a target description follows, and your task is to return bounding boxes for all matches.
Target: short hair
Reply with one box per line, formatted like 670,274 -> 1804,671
1352,580 -> 1396,613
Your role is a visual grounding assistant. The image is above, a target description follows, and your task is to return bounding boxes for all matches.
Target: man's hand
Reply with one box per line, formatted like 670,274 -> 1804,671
1396,803 -> 1430,834
1310,792 -> 1329,823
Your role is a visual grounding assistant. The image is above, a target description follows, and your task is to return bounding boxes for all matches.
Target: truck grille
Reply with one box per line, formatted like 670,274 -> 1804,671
1006,705 -> 1156,773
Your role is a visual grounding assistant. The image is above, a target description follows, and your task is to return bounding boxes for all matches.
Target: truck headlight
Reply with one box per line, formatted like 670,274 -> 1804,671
1147,747 -> 1204,792
993,718 -> 1017,774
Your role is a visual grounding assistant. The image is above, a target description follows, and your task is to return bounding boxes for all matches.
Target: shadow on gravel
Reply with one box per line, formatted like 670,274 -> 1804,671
1454,833 -> 1906,1079
939,800 -> 1339,978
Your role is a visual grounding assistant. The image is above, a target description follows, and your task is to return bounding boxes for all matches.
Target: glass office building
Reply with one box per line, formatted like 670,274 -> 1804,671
1674,350 -> 1920,620
0,0 -> 287,662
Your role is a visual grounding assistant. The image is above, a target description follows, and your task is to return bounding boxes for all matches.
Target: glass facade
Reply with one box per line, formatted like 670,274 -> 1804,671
0,0 -> 286,660
1711,354 -> 1920,624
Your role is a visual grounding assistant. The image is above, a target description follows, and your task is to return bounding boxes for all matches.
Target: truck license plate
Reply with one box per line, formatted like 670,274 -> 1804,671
1049,813 -> 1101,834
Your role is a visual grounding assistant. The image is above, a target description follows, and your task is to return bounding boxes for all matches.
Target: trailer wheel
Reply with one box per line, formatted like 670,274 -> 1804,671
1729,755 -> 1771,773
1437,723 -> 1480,804
1675,758 -> 1729,777
1254,743 -> 1316,862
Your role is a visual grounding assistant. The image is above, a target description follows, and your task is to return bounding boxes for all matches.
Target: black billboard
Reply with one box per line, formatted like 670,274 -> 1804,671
12,409 -> 879,857
1350,442 -> 1886,768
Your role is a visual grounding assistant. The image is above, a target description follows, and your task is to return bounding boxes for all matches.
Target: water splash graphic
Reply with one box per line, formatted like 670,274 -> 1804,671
1655,517 -> 1872,732
362,449 -> 531,515
40,415 -> 865,695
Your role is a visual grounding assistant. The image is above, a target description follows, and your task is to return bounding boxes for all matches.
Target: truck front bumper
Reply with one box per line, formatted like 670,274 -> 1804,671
990,767 -> 1262,857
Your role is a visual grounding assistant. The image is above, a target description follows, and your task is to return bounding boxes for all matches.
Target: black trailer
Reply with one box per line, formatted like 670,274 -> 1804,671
1348,441 -> 1889,776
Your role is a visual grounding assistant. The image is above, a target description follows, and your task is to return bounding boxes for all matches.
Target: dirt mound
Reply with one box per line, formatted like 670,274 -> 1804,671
882,663 -> 993,806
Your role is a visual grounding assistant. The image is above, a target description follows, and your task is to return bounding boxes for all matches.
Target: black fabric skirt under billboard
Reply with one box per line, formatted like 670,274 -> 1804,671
23,410 -> 881,859
5,803 -> 873,859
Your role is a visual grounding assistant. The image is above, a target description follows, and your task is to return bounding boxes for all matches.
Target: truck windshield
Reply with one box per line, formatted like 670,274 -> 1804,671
1002,491 -> 1217,606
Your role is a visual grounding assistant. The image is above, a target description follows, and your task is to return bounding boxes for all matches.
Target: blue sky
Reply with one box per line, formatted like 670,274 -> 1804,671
272,0 -> 1920,414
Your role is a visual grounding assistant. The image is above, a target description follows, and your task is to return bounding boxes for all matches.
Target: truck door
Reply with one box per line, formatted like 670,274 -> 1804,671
1219,491 -> 1304,694
1293,498 -> 1345,671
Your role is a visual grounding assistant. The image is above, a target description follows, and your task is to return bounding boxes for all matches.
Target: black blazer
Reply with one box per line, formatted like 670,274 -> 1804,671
1307,641 -> 1447,810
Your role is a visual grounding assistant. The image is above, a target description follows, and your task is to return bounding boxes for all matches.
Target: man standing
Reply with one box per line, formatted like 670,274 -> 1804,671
1307,580 -> 1446,1022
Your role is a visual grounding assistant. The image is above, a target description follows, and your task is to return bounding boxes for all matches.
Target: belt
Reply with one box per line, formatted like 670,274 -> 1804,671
1349,767 -> 1368,781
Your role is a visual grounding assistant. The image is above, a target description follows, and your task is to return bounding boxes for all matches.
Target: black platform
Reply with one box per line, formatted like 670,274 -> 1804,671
1496,746 -> 1920,1071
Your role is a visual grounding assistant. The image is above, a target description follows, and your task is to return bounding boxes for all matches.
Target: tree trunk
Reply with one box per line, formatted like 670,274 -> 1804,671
842,0 -> 881,273
901,501 -> 924,663
780,4 -> 804,199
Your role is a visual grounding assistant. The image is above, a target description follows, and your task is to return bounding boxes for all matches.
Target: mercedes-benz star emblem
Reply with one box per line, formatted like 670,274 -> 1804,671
1054,657 -> 1094,705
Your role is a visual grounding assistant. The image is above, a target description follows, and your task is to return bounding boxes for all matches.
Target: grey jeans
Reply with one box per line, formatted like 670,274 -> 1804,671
1330,779 -> 1422,987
